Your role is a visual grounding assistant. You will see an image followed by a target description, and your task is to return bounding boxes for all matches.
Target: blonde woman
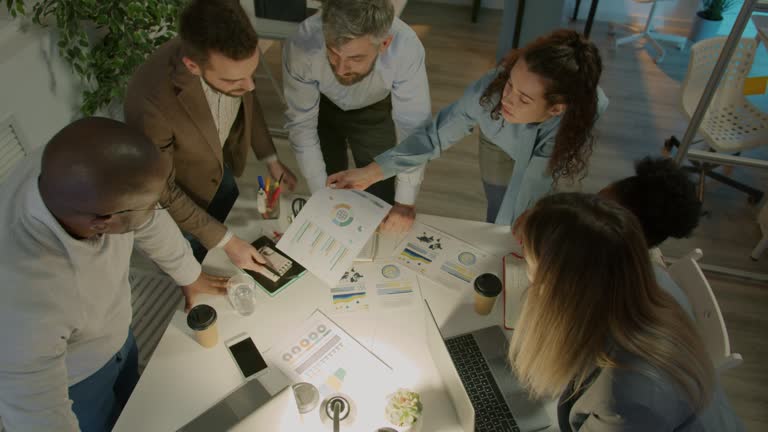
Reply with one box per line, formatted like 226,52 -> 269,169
512,193 -> 743,431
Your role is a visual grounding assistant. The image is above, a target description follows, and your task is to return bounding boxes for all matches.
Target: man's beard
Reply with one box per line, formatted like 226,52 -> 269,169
331,56 -> 377,86
201,75 -> 249,97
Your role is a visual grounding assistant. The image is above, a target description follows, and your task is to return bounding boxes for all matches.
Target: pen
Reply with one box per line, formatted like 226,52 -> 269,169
257,175 -> 265,190
268,186 -> 281,210
265,177 -> 271,194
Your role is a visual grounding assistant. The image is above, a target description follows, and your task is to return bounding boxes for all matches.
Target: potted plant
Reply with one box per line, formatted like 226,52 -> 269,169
384,388 -> 423,431
690,0 -> 737,43
4,0 -> 185,116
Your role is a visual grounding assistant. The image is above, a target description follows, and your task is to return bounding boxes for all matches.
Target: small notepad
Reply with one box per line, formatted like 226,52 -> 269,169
503,254 -> 530,330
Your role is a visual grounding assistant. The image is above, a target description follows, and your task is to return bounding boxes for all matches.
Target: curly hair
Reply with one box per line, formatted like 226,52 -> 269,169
179,0 -> 259,65
611,157 -> 702,248
480,29 -> 603,184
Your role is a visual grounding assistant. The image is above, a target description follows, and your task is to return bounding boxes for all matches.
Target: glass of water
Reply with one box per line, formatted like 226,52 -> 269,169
227,272 -> 258,316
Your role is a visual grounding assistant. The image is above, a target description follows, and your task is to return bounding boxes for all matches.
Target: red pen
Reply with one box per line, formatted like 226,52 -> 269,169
268,186 -> 281,209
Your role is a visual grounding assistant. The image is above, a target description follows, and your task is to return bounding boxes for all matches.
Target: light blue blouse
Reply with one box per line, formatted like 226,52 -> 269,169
375,69 -> 609,225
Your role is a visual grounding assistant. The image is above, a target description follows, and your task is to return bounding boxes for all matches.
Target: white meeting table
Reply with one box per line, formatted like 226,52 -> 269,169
114,204 -> 557,431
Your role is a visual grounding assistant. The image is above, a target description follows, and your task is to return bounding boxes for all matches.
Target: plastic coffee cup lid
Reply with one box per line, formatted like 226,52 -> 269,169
292,382 -> 320,414
474,273 -> 502,297
187,304 -> 217,331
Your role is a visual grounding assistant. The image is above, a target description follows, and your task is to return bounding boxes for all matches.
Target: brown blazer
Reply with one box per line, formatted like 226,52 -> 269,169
124,38 -> 276,249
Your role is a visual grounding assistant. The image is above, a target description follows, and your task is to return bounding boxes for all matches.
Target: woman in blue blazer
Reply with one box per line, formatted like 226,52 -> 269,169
327,29 -> 608,229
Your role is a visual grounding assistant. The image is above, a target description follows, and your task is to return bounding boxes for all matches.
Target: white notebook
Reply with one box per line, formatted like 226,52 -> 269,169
503,254 -> 530,330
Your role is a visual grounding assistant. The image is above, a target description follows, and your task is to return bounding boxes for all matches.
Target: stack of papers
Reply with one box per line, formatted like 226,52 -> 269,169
276,189 -> 391,286
392,222 -> 499,291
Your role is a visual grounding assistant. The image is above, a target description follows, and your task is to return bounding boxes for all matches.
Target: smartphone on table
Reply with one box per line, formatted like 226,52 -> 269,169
225,333 -> 269,380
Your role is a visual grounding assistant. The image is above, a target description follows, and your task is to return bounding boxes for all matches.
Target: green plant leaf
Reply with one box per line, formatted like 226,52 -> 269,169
14,0 -> 185,114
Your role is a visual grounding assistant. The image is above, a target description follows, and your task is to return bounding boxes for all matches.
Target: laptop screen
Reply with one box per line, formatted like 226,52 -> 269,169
424,300 -> 476,431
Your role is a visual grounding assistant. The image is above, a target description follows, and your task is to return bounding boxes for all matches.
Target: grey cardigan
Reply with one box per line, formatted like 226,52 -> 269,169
559,349 -> 744,431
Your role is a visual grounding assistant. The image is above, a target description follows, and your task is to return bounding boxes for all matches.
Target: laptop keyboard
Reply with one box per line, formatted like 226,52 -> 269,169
445,334 -> 521,432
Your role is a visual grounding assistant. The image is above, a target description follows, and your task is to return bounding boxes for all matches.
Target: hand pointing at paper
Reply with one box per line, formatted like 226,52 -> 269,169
326,163 -> 385,191
327,163 -> 416,233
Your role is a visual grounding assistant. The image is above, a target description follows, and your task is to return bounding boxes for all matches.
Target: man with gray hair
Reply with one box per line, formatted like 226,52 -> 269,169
284,0 -> 430,232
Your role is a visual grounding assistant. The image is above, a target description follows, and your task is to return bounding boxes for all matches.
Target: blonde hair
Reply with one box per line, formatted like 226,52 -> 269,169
510,193 -> 714,410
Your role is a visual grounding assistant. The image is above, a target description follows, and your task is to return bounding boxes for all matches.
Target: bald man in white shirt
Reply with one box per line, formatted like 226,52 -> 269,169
0,118 -> 227,431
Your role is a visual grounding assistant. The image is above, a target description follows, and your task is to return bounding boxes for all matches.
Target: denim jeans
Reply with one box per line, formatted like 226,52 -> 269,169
68,331 -> 139,432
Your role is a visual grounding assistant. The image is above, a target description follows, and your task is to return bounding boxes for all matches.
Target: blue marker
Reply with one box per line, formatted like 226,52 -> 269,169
258,175 -> 265,190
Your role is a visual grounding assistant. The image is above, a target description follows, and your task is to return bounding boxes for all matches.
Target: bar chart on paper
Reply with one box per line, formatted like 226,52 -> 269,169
292,220 -> 350,273
268,310 -> 391,399
277,189 -> 391,286
394,222 -> 500,291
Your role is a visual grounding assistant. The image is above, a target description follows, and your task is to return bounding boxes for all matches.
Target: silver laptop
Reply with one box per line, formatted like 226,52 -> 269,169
177,380 -> 297,432
425,301 -> 550,432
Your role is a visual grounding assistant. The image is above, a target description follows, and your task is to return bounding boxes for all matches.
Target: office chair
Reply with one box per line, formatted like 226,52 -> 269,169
664,37 -> 767,206
611,0 -> 687,63
667,249 -> 743,371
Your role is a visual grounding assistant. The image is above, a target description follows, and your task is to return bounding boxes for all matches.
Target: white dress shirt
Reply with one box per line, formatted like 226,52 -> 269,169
0,152 -> 201,431
201,77 -> 242,148
283,14 -> 431,205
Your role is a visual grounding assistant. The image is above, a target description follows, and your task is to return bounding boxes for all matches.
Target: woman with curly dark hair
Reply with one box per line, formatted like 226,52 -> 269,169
327,29 -> 608,229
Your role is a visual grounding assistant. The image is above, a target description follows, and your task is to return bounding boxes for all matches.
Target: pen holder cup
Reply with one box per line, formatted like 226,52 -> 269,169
261,194 -> 280,220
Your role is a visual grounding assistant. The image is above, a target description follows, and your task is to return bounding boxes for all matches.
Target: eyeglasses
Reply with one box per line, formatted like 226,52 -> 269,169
95,203 -> 169,218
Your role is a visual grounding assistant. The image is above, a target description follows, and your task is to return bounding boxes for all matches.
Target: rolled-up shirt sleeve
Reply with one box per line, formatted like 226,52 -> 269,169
133,210 -> 201,287
390,35 -> 432,205
283,40 -> 327,194
376,72 -> 491,179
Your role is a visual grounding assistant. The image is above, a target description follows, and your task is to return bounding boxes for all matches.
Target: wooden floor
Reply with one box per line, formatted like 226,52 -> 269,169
238,2 -> 768,430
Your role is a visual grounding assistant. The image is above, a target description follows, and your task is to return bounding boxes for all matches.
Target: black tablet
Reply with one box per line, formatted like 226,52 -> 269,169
244,236 -> 306,296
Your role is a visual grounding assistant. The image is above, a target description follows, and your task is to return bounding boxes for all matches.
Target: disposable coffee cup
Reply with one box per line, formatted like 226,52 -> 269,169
473,273 -> 502,315
187,304 -> 218,348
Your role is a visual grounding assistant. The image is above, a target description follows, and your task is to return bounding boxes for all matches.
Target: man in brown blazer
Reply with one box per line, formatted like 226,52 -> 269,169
125,0 -> 296,271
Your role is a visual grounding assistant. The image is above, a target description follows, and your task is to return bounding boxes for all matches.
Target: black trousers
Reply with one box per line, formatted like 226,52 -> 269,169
187,164 -> 239,263
318,94 -> 397,205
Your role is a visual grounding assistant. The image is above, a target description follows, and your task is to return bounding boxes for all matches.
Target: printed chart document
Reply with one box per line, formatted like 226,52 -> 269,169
393,222 -> 499,291
277,189 -> 391,286
328,261 -> 421,314
266,310 -> 393,412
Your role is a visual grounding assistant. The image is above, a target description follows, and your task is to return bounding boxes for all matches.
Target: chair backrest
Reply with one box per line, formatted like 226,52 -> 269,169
0,115 -> 28,184
680,37 -> 768,152
666,249 -> 743,371
682,37 -> 757,115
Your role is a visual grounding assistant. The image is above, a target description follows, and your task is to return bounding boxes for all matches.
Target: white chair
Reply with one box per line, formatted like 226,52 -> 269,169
613,0 -> 687,63
665,37 -> 767,205
0,114 -> 28,183
666,249 -> 743,371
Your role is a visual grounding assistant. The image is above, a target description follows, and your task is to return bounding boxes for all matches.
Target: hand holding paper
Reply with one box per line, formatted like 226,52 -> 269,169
276,189 -> 392,286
